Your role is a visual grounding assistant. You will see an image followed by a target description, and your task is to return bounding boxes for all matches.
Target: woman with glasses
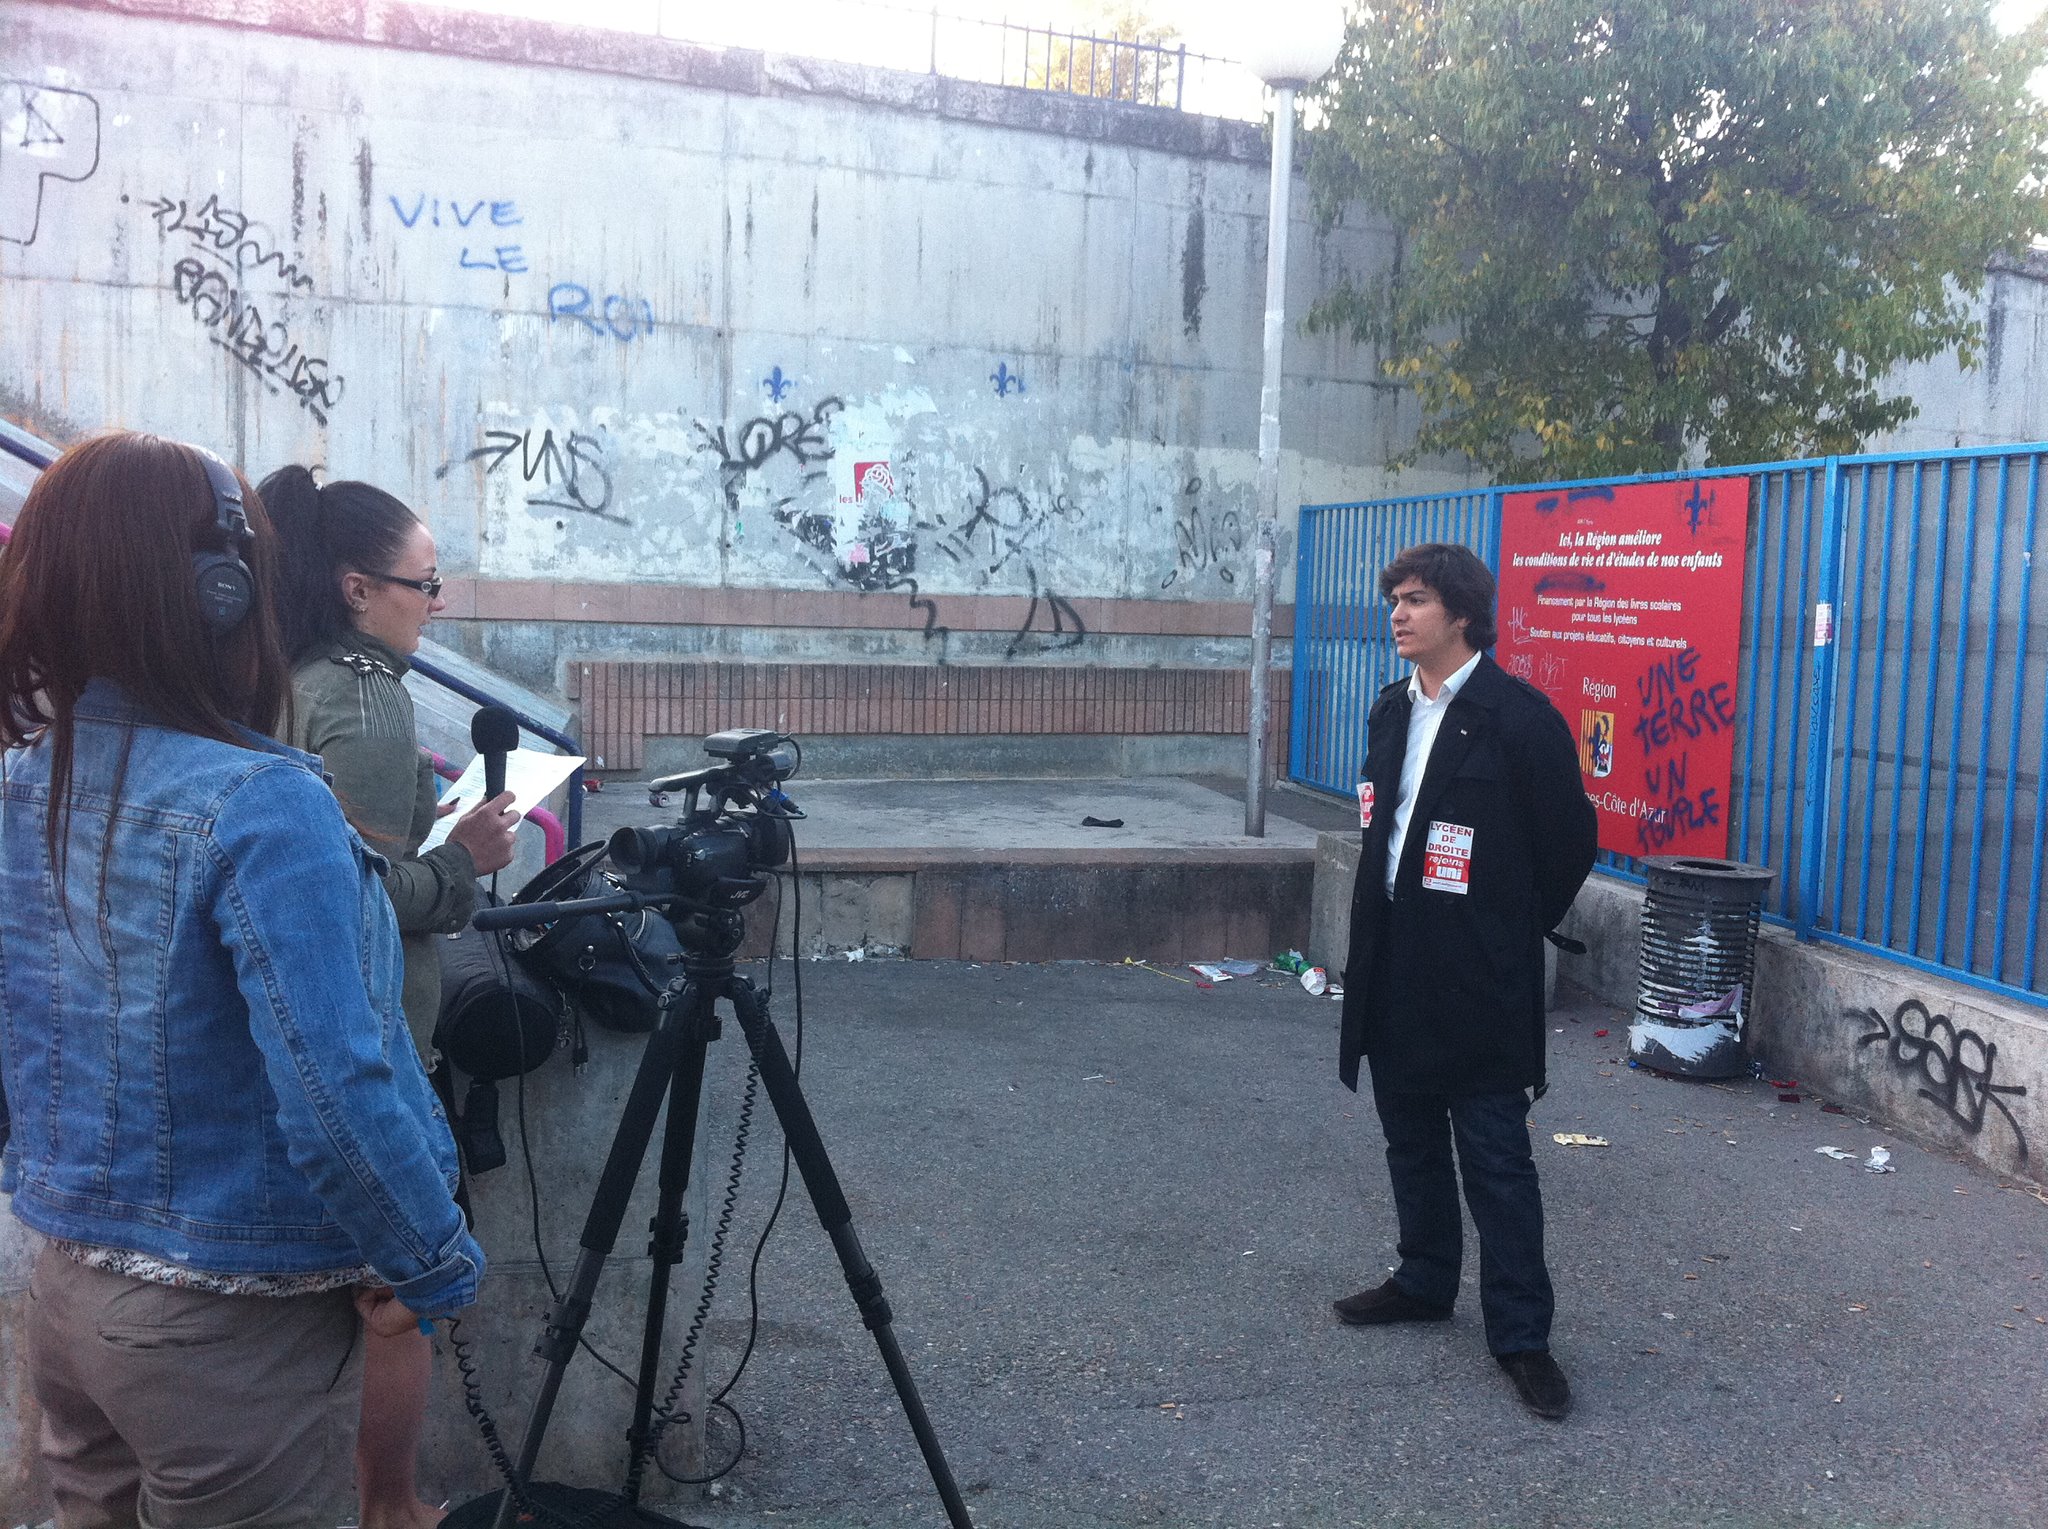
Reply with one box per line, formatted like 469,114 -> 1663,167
0,433 -> 484,1526
263,464 -> 517,1529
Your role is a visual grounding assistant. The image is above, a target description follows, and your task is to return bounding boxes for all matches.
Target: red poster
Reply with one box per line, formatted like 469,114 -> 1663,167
1496,478 -> 1751,859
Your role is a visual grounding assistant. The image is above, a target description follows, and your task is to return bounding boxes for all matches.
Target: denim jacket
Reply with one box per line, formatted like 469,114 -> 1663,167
0,681 -> 484,1314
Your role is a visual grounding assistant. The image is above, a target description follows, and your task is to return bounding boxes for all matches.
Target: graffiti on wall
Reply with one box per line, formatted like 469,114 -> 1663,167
1157,476 -> 1246,590
132,185 -> 343,423
0,80 -> 99,246
547,283 -> 656,342
934,467 -> 1078,583
694,396 -> 932,599
1849,999 -> 2030,1164
388,193 -> 526,270
1007,569 -> 1086,657
166,258 -> 345,422
688,395 -> 1094,656
693,396 -> 849,561
446,425 -> 622,525
139,193 -> 316,294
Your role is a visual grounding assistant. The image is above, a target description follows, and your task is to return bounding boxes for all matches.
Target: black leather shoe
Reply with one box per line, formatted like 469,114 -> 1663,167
1497,1349 -> 1572,1419
1331,1278 -> 1453,1326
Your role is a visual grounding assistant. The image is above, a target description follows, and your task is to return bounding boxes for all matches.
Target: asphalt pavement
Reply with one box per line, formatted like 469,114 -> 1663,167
492,958 -> 2048,1529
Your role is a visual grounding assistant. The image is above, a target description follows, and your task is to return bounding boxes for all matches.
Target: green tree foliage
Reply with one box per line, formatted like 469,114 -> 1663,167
1303,0 -> 2048,480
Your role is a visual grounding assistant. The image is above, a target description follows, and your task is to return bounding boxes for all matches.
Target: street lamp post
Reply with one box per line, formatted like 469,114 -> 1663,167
1239,5 -> 1346,837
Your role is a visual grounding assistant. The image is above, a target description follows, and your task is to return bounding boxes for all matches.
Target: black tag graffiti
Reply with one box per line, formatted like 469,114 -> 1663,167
453,427 -> 623,525
1850,999 -> 2030,1164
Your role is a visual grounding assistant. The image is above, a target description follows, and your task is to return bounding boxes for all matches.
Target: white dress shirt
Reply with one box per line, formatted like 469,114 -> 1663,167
1384,649 -> 1483,897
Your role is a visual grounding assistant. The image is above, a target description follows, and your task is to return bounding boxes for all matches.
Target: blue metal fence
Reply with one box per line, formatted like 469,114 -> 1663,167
1289,489 -> 1498,794
1291,443 -> 2048,1006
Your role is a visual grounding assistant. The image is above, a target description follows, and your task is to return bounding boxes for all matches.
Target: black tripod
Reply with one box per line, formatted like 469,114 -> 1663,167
448,905 -> 972,1529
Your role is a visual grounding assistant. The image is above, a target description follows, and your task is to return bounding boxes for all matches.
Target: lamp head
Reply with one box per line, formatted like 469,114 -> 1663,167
1235,0 -> 1347,88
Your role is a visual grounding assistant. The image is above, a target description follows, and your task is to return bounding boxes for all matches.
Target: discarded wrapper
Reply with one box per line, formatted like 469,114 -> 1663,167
1552,1133 -> 1610,1148
1864,1147 -> 1895,1174
1299,967 -> 1328,996
1816,1146 -> 1857,1161
1189,964 -> 1235,983
1327,983 -> 1344,1000
1677,983 -> 1744,1020
1219,959 -> 1263,977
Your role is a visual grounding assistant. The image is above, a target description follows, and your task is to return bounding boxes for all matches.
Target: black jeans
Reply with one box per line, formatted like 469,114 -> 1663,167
1369,1069 -> 1555,1356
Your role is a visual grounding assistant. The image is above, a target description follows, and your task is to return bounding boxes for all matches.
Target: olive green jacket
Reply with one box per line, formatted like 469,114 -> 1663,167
289,632 -> 477,1051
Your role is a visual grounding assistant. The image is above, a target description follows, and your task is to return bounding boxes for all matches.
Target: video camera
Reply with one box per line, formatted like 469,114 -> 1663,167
471,728 -> 800,962
607,728 -> 800,910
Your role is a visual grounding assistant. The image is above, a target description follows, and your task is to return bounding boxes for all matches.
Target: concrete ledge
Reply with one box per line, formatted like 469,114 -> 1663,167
742,847 -> 1313,964
1563,872 -> 2047,1188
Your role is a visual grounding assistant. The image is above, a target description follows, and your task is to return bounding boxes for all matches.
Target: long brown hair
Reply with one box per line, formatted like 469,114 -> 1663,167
0,431 -> 291,869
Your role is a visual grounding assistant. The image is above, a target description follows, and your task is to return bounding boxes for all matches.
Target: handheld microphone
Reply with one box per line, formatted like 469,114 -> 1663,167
471,706 -> 519,802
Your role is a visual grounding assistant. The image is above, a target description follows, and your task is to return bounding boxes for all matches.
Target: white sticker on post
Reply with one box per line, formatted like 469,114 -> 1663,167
1813,601 -> 1835,648
1420,820 -> 1473,894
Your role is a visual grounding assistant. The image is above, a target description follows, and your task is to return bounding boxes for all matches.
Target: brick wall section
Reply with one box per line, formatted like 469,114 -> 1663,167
567,662 -> 1291,773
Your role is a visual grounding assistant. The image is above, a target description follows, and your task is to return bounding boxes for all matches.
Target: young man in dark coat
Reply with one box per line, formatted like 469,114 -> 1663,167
1334,543 -> 1598,1420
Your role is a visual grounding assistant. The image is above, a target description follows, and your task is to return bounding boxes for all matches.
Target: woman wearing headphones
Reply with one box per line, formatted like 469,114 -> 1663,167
0,431 -> 484,1526
262,464 -> 517,1529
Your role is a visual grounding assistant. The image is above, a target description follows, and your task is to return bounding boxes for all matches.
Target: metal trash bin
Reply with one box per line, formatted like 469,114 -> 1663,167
1631,856 -> 1776,1079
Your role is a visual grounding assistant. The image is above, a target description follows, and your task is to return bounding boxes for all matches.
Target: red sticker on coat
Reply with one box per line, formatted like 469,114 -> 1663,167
1357,780 -> 1375,827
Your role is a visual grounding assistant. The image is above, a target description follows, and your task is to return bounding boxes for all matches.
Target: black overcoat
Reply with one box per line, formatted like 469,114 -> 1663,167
1337,654 -> 1597,1096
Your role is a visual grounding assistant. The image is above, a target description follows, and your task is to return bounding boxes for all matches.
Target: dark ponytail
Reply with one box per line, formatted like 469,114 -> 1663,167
259,465 -> 420,663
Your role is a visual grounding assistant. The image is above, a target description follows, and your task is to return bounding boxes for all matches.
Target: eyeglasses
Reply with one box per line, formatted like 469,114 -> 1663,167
368,572 -> 444,599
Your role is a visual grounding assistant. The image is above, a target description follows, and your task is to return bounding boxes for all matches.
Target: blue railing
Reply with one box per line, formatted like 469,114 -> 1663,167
1289,488 -> 1498,794
1292,443 -> 2048,1007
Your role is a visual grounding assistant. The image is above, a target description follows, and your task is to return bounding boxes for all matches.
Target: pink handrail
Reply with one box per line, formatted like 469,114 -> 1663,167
428,750 -> 567,866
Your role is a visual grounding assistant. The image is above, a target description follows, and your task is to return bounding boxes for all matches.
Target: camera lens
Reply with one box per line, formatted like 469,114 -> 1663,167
608,826 -> 665,870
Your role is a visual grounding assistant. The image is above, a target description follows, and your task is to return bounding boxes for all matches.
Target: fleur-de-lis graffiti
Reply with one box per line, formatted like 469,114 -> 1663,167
762,364 -> 793,402
1684,479 -> 1712,534
990,361 -> 1025,398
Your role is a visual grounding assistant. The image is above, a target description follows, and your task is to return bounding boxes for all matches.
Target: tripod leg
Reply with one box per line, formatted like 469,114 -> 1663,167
488,979 -> 705,1529
624,998 -> 715,1501
726,979 -> 973,1529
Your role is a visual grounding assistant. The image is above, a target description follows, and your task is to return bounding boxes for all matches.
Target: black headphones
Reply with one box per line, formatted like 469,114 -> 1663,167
190,446 -> 255,635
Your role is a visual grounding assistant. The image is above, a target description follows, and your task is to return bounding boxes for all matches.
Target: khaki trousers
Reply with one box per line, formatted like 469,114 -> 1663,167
26,1243 -> 363,1529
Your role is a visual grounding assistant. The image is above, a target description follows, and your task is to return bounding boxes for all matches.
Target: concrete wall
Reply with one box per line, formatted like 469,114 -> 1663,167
0,0 -> 1461,703
1871,253 -> 2048,455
